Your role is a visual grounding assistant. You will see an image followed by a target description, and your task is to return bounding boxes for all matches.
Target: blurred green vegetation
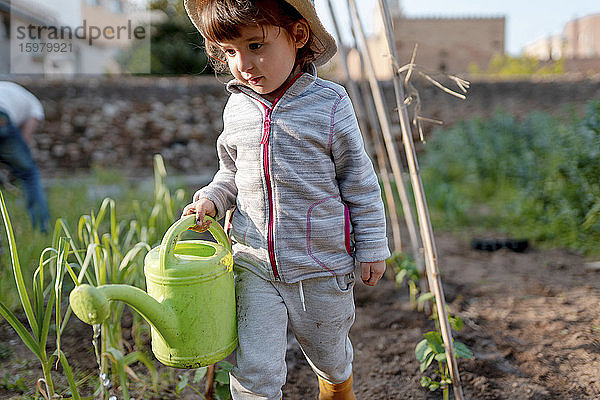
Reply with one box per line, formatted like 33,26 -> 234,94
421,100 -> 600,255
469,54 -> 565,76
119,0 -> 213,75
0,156 -> 192,397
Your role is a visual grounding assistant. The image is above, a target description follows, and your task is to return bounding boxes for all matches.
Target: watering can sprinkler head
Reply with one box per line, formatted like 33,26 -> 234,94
70,284 -> 110,325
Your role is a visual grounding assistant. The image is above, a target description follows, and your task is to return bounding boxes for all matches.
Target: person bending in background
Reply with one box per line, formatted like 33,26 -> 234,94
0,81 -> 49,232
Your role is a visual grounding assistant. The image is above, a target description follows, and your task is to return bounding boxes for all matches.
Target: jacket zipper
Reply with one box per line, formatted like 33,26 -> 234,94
261,106 -> 279,279
344,205 -> 353,256
247,71 -> 304,280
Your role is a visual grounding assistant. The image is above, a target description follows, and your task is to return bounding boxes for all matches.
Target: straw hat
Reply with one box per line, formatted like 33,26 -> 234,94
184,0 -> 338,66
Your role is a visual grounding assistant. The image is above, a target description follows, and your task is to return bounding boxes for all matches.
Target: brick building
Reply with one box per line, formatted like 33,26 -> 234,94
563,13 -> 600,59
523,13 -> 600,74
347,5 -> 505,79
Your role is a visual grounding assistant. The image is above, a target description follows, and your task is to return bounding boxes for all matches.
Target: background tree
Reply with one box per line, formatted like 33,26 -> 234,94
469,54 -> 565,77
119,0 -> 213,75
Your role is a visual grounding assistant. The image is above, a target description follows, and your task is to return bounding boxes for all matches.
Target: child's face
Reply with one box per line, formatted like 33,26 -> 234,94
218,23 -> 306,100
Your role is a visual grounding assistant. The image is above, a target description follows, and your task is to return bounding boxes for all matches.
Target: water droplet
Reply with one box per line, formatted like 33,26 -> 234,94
108,396 -> 117,400
92,324 -> 102,372
103,378 -> 111,387
99,372 -> 107,380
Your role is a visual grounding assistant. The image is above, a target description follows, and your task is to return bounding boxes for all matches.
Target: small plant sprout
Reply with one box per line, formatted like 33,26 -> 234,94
175,361 -> 233,400
415,331 -> 473,400
387,252 -> 422,310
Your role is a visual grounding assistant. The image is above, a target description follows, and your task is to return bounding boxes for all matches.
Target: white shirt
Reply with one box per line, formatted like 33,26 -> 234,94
0,81 -> 45,126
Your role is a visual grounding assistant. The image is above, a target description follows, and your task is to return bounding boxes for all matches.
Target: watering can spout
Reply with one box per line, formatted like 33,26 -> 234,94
70,283 -> 178,344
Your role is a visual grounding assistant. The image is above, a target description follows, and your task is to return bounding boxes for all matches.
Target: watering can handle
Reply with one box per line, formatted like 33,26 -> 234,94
158,214 -> 232,272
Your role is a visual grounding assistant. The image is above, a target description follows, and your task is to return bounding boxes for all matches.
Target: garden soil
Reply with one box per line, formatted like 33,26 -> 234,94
1,231 -> 599,399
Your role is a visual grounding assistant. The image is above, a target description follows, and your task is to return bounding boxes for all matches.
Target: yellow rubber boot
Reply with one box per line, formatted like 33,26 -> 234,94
318,374 -> 356,400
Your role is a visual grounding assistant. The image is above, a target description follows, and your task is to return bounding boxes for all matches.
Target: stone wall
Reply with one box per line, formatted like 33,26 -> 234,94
13,74 -> 600,177
382,75 -> 600,135
20,76 -> 229,177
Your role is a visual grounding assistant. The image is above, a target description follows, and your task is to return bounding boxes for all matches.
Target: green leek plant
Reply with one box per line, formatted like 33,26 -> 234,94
176,361 -> 234,400
0,154 -> 187,398
64,196 -> 158,400
62,155 -> 184,399
0,191 -> 82,399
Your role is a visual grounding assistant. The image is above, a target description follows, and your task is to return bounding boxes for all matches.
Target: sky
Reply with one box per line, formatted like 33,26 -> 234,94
316,0 -> 600,55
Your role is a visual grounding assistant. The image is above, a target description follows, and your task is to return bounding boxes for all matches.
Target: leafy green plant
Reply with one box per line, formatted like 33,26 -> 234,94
0,372 -> 28,392
0,342 -> 12,359
387,252 -> 422,310
0,168 -> 142,311
415,331 -> 473,399
422,100 -> 600,255
0,191 -> 82,399
65,155 -> 185,399
176,367 -> 208,397
214,361 -> 234,400
0,154 -> 190,398
50,196 -> 154,399
63,192 -> 170,398
131,154 -> 187,249
175,361 -> 233,400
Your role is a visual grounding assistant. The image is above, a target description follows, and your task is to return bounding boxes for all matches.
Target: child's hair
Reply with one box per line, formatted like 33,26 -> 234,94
197,0 -> 323,72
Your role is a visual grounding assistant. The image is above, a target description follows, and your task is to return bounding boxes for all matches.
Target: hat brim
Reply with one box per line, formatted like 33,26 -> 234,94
282,0 -> 337,66
184,0 -> 337,67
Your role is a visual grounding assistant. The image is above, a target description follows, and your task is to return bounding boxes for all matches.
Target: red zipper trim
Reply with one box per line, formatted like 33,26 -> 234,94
344,205 -> 352,256
260,72 -> 303,280
262,106 -> 278,278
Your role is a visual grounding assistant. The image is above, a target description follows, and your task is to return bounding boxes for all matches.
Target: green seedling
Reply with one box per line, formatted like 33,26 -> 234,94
387,252 -> 422,310
177,366 -> 208,396
175,361 -> 233,400
214,361 -> 234,400
415,331 -> 473,400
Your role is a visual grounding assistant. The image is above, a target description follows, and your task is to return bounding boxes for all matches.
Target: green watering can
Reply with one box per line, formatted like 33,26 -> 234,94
70,215 -> 238,368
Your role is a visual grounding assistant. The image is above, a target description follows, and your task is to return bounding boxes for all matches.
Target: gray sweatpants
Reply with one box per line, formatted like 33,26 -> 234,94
230,266 -> 356,400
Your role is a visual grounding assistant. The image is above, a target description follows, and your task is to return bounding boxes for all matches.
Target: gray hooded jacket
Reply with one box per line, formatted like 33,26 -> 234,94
195,66 -> 390,283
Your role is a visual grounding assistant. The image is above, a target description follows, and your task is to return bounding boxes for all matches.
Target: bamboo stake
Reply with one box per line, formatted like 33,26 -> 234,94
345,0 -> 432,309
325,0 -> 402,253
376,0 -> 465,398
205,364 -> 215,400
344,0 -> 425,279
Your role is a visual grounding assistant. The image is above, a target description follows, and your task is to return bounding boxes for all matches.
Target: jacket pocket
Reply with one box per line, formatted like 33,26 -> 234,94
307,196 -> 353,269
334,271 -> 355,293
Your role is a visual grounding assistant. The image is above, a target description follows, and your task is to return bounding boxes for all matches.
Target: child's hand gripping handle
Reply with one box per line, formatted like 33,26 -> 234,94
159,214 -> 232,273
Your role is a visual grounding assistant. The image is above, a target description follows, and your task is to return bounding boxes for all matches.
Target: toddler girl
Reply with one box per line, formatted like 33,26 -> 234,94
182,0 -> 390,398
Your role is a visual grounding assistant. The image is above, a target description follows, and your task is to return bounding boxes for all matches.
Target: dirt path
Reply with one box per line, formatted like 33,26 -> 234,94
1,232 -> 599,399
